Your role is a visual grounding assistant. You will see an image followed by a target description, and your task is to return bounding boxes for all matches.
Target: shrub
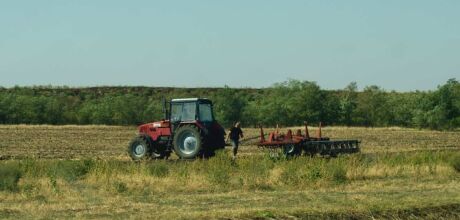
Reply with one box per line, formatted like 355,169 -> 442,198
47,169 -> 59,193
206,151 -> 233,186
307,166 -> 322,182
208,169 -> 230,186
114,181 -> 128,193
148,162 -> 169,178
326,158 -> 348,184
54,160 -> 94,182
256,210 -> 276,218
452,156 -> 460,173
0,164 -> 22,192
280,157 -> 348,185
280,163 -> 301,185
238,156 -> 274,190
19,159 -> 43,177
330,165 -> 347,184
176,164 -> 190,178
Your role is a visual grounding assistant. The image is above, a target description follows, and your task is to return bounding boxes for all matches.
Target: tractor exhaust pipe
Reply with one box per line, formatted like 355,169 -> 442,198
162,97 -> 168,120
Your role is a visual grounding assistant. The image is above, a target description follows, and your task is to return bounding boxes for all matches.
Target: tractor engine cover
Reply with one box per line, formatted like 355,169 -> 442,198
138,120 -> 172,142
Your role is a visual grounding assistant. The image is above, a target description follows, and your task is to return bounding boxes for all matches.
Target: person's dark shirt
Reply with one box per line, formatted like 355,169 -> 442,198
229,127 -> 243,141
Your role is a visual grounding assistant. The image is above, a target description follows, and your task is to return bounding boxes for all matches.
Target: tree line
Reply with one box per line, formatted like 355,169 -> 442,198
0,79 -> 458,130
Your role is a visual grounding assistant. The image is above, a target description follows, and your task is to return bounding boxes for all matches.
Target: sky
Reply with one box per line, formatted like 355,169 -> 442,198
0,1 -> 459,91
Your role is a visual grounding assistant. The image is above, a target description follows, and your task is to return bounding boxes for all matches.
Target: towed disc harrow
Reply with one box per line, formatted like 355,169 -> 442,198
257,122 -> 360,157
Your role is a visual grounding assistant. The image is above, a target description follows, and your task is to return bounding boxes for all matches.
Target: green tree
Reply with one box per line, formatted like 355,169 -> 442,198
0,80 -> 458,129
322,91 -> 341,126
416,79 -> 460,129
141,98 -> 164,123
0,93 -> 10,123
283,80 -> 323,125
213,86 -> 246,127
340,82 -> 358,126
251,80 -> 324,126
355,85 -> 389,126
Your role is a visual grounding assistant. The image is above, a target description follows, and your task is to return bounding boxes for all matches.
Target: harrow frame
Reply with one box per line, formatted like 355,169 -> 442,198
257,122 -> 360,157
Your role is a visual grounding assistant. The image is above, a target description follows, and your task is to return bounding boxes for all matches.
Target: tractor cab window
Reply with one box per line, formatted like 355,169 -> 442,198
199,103 -> 213,122
171,102 -> 197,122
171,103 -> 183,122
182,102 -> 196,121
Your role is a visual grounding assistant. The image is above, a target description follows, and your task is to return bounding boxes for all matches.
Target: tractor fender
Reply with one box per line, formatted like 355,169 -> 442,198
138,133 -> 154,146
179,121 -> 207,135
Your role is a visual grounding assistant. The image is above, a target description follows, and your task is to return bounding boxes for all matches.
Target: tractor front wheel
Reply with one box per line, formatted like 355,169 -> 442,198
173,125 -> 203,159
128,136 -> 151,161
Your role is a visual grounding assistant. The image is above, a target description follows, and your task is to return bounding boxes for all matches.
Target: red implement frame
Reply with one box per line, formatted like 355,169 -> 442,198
257,122 -> 360,157
258,122 -> 329,147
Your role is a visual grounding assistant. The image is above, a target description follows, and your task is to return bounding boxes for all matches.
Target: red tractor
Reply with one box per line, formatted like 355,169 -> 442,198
128,98 -> 226,160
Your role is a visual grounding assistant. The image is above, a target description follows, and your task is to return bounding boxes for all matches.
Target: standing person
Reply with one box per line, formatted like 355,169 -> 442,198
226,121 -> 244,159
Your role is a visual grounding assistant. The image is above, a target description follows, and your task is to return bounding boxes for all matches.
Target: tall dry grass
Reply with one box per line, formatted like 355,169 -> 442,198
1,150 -> 459,219
1,150 -> 458,195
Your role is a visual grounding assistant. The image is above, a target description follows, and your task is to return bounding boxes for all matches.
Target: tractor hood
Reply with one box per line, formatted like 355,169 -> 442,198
138,120 -> 170,134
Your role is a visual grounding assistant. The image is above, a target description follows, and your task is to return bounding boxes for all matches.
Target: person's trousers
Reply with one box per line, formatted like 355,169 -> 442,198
231,139 -> 239,156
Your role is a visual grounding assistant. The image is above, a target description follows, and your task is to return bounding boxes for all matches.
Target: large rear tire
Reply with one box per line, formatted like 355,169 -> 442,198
128,136 -> 151,161
173,125 -> 203,159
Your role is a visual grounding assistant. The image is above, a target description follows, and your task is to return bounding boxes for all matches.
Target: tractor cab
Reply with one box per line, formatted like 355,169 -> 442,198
168,98 -> 226,156
169,98 -> 215,129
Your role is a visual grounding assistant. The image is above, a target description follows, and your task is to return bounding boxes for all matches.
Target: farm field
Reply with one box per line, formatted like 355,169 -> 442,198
1,125 -> 459,160
0,125 -> 460,219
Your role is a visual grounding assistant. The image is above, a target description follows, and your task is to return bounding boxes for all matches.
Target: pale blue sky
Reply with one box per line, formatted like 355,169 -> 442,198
0,1 -> 459,91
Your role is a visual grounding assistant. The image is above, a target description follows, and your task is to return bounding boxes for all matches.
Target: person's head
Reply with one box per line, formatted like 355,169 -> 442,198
234,121 -> 241,128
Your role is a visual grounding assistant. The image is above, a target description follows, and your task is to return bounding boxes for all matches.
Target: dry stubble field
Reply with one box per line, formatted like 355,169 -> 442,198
1,125 -> 459,159
0,125 -> 459,219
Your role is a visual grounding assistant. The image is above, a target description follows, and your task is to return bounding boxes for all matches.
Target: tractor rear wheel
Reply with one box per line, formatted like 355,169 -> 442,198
173,125 -> 203,159
128,136 -> 151,161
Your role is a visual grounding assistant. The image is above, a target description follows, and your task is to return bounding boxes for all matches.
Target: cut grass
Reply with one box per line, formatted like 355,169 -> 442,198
0,150 -> 459,219
0,176 -> 459,219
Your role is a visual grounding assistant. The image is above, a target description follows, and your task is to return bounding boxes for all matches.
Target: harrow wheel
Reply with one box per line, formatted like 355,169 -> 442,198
283,144 -> 300,157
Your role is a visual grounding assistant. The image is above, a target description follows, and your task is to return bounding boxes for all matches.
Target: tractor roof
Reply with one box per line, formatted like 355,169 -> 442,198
171,98 -> 211,103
